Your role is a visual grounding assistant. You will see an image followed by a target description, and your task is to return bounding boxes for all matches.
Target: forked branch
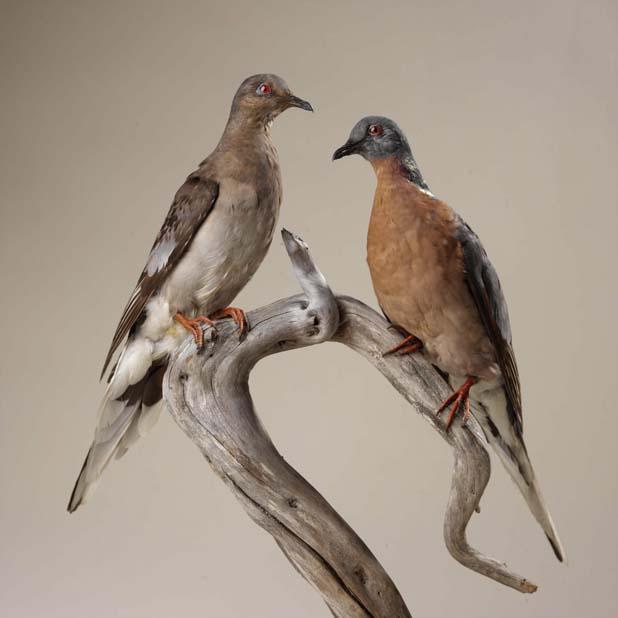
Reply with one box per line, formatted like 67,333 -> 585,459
163,230 -> 536,618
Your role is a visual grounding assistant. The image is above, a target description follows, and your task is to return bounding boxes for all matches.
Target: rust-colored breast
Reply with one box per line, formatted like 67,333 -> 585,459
366,158 -> 495,378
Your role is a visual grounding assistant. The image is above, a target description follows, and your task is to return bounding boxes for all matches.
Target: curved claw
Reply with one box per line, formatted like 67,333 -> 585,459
437,376 -> 477,430
174,312 -> 217,349
210,306 -> 249,340
383,334 -> 423,357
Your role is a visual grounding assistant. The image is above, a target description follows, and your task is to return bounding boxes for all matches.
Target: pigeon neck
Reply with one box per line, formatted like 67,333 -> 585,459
399,154 -> 430,192
220,111 -> 272,145
371,155 -> 430,193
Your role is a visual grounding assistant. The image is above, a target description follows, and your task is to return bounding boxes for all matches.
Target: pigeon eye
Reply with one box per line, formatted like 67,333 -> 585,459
256,83 -> 272,95
368,124 -> 383,136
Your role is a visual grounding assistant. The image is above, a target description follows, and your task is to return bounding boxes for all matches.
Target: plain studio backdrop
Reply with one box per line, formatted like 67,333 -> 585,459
1,1 -> 617,616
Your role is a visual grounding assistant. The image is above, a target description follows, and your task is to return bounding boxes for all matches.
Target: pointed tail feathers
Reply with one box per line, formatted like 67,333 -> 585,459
68,342 -> 165,513
115,364 -> 165,460
475,388 -> 566,562
67,394 -> 141,512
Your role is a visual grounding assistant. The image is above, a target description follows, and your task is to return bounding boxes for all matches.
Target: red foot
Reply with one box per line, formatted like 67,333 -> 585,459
383,327 -> 423,357
210,306 -> 249,338
437,376 -> 477,431
174,312 -> 216,349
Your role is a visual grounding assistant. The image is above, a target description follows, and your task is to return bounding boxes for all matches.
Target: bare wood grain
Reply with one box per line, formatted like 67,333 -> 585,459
163,230 -> 536,618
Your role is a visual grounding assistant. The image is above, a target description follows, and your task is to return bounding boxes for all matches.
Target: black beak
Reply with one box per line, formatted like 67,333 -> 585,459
288,95 -> 313,112
332,139 -> 360,161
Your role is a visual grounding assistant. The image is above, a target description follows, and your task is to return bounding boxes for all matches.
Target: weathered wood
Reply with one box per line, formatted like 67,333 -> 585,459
163,230 -> 536,618
332,298 -> 537,595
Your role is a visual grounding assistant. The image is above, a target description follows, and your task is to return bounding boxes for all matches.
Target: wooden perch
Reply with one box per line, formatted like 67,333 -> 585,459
163,229 -> 537,618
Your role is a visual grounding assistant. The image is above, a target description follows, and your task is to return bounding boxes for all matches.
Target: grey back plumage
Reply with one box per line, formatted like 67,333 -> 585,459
455,217 -> 523,436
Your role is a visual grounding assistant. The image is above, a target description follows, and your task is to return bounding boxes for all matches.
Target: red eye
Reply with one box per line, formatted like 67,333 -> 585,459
256,83 -> 272,95
368,124 -> 383,136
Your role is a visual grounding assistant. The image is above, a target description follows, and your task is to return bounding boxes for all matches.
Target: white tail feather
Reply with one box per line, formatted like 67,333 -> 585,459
68,394 -> 141,511
474,385 -> 566,562
68,337 -> 158,512
115,402 -> 162,460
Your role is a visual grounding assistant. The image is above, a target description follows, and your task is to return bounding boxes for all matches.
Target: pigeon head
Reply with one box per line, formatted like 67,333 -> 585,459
230,74 -> 312,124
333,116 -> 429,191
332,116 -> 412,162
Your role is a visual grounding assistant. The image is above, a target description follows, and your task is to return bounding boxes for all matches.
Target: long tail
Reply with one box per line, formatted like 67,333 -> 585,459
474,385 -> 566,562
68,338 -> 165,513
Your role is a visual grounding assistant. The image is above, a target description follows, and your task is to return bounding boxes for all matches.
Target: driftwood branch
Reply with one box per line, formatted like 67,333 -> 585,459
332,299 -> 537,595
163,230 -> 536,618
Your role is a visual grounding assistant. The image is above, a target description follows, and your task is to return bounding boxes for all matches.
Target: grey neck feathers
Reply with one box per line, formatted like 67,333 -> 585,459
400,154 -> 430,192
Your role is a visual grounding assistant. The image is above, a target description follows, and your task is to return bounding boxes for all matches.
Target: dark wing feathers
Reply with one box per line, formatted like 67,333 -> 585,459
100,174 -> 219,379
456,217 -> 523,436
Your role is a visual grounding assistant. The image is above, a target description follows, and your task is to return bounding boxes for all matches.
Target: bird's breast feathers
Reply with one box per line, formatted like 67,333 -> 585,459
161,179 -> 278,313
367,182 -> 496,378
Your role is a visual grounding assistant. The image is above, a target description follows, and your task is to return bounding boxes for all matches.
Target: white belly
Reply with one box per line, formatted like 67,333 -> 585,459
139,179 -> 279,354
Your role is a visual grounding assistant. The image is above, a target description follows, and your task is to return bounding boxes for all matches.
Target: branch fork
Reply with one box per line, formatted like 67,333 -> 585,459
163,229 -> 537,618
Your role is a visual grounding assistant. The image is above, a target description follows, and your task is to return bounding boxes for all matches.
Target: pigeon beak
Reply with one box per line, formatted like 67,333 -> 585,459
332,139 -> 360,161
287,95 -> 313,112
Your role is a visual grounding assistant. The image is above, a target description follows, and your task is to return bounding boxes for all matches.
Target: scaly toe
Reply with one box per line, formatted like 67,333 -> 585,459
211,307 -> 249,340
437,376 -> 477,431
383,334 -> 422,357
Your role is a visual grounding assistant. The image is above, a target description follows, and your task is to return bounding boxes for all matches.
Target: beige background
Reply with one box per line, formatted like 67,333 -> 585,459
1,1 -> 617,616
